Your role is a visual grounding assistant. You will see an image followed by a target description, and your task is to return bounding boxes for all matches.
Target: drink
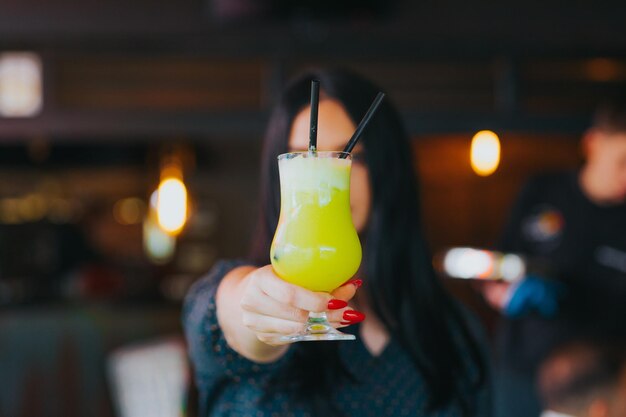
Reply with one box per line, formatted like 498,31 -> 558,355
271,153 -> 362,292
270,151 -> 362,342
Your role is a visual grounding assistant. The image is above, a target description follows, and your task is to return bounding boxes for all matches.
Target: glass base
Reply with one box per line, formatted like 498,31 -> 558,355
276,312 -> 356,343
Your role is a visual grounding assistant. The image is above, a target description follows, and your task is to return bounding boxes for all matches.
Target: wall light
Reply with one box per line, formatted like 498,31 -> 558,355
156,176 -> 188,235
470,130 -> 501,176
0,52 -> 43,117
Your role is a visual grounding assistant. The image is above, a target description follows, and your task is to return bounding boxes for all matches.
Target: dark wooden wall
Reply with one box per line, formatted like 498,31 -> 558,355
416,133 -> 583,252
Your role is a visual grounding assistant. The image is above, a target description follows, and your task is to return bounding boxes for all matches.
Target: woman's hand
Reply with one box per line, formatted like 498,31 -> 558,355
216,264 -> 363,363
480,281 -> 512,312
240,265 -> 362,346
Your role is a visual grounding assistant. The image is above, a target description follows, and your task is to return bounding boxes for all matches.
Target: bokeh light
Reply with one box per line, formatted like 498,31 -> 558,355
0,52 -> 43,117
113,197 -> 146,225
470,130 -> 501,176
156,178 -> 188,235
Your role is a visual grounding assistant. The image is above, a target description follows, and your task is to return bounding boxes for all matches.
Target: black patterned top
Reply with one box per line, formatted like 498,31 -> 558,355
182,260 -> 491,417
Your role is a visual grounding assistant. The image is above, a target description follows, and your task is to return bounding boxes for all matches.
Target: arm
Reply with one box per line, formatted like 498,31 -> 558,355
481,275 -> 565,318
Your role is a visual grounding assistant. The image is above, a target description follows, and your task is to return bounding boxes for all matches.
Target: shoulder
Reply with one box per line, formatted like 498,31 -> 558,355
448,301 -> 493,414
451,300 -> 492,380
444,299 -> 490,374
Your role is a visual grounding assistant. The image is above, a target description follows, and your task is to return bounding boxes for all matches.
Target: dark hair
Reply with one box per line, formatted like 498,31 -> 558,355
539,339 -> 626,413
592,94 -> 626,133
250,68 -> 486,414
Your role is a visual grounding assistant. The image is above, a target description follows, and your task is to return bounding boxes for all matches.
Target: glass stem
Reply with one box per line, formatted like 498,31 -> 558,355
306,311 -> 331,334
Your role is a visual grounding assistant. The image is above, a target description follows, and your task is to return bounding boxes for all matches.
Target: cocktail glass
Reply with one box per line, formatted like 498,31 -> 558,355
270,151 -> 362,343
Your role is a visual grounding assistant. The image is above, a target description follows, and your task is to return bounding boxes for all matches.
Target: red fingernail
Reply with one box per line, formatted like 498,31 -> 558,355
343,310 -> 366,323
342,278 -> 363,288
340,321 -> 351,326
328,299 -> 348,310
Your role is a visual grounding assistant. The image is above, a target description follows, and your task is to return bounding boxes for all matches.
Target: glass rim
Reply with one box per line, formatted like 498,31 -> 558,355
277,151 -> 351,160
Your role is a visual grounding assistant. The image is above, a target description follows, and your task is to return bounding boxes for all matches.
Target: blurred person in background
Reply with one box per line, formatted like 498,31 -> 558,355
480,96 -> 626,417
538,339 -> 626,417
183,69 -> 491,416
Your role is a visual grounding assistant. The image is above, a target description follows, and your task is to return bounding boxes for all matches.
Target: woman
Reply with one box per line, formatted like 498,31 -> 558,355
183,68 -> 490,416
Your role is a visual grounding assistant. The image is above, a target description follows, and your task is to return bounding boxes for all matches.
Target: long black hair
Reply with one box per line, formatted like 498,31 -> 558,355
250,68 -> 487,414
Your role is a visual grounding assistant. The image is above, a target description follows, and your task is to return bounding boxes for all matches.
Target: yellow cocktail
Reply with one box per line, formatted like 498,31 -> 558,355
270,151 -> 362,342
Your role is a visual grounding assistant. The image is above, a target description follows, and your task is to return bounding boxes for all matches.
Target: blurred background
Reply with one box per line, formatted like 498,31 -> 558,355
1,0 -> 626,416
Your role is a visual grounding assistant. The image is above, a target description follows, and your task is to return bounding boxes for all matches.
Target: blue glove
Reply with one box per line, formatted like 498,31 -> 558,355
504,275 -> 566,318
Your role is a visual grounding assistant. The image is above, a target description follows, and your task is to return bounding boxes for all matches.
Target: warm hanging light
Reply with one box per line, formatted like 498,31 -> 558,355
155,164 -> 188,235
156,178 -> 188,235
470,130 -> 501,176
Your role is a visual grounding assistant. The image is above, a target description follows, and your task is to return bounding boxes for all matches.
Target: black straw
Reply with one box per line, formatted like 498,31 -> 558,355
309,79 -> 320,153
342,92 -> 385,156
